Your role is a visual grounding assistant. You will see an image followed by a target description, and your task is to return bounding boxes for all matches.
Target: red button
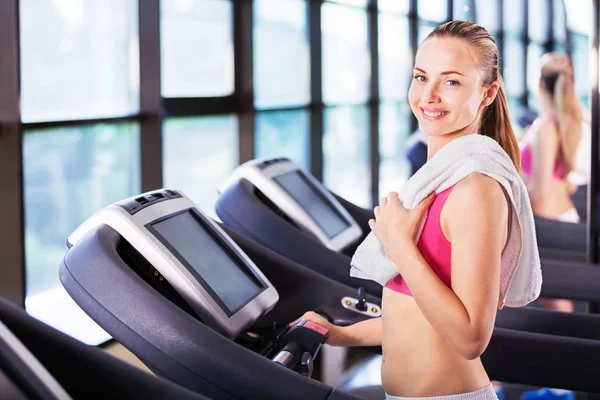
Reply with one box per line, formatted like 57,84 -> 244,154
303,321 -> 329,336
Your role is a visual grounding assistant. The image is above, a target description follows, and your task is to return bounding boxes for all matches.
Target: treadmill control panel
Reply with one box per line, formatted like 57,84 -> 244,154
117,189 -> 182,215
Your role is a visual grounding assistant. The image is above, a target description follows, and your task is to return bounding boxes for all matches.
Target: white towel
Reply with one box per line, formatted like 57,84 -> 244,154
350,133 -> 542,309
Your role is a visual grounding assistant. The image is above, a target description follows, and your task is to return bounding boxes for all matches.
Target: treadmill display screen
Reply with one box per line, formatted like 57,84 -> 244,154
274,170 -> 350,238
149,210 -> 264,315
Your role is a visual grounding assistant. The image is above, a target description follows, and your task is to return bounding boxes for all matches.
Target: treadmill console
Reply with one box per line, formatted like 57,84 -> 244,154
218,157 -> 362,252
67,188 -> 279,339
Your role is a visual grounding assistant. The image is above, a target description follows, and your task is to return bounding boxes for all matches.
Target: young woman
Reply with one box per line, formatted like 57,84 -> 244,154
291,21 -> 521,399
520,53 -> 583,224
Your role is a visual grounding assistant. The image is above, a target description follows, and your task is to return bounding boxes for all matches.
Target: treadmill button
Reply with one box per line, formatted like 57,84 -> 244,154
303,321 -> 329,336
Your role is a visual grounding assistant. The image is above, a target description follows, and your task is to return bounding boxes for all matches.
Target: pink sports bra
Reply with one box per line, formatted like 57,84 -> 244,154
520,113 -> 566,180
386,185 -> 454,296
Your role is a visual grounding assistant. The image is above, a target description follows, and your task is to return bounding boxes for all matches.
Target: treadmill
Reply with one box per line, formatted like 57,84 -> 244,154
58,188 -> 600,398
0,297 -> 211,400
215,156 -> 600,306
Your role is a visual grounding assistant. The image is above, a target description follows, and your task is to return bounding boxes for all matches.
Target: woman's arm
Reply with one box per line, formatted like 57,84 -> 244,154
529,122 -> 560,203
290,311 -> 382,347
336,317 -> 383,347
383,174 -> 508,360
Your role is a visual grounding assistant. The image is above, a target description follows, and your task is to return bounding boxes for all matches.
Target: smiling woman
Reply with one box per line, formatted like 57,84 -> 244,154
294,20 -> 537,400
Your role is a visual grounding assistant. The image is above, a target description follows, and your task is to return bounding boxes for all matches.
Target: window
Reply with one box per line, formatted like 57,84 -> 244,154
323,106 -> 371,208
23,122 -> 141,345
503,0 -> 525,34
19,0 -> 139,123
528,0 -> 549,43
418,24 -> 436,44
502,38 -> 526,98
161,0 -> 234,97
378,0 -> 409,14
475,0 -> 500,34
379,15 -> 411,101
564,0 -> 592,36
379,103 -> 412,197
552,0 -> 567,43
453,0 -> 474,22
322,3 -> 370,105
163,115 -> 239,218
327,0 -> 368,7
255,110 -> 311,171
254,0 -> 310,109
571,33 -> 590,105
527,44 -> 544,111
417,0 -> 447,22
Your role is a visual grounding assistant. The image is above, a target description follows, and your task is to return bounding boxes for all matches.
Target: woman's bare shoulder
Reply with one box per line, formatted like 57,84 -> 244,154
447,174 -> 509,217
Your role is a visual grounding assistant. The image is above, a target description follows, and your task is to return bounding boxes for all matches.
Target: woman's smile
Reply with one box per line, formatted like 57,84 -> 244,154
420,107 -> 450,121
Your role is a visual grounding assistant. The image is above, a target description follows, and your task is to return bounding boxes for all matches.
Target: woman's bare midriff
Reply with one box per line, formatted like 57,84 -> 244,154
530,179 -> 577,219
381,288 -> 491,397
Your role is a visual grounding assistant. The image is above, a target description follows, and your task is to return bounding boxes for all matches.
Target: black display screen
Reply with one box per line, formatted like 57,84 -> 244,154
273,170 -> 350,239
149,210 -> 264,315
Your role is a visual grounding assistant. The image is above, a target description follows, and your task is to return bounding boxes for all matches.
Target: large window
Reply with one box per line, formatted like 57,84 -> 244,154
322,2 -> 370,105
503,38 -> 526,121
553,0 -> 567,44
379,14 -> 411,102
19,0 -> 139,122
418,0 -> 447,22
528,0 -> 550,43
453,1 -> 474,22
23,123 -> 140,345
379,103 -> 412,198
503,0 -> 526,34
253,0 -> 310,109
527,44 -> 545,111
378,0 -> 409,14
163,115 -> 239,219
475,0 -> 500,34
255,110 -> 311,171
160,0 -> 234,97
323,106 -> 371,208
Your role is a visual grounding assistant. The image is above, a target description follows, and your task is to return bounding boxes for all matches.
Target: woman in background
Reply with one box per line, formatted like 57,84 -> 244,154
520,53 -> 583,225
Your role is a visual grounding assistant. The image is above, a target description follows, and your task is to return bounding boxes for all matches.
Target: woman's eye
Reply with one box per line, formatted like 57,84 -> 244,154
446,79 -> 460,86
414,75 -> 426,82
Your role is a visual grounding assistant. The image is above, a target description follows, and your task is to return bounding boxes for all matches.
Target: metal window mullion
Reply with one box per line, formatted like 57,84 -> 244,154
497,0 -> 504,74
521,0 -> 529,107
309,0 -> 324,181
139,0 -> 163,192
0,0 -> 24,307
369,1 -> 380,207
544,0 -> 553,53
234,0 -> 255,164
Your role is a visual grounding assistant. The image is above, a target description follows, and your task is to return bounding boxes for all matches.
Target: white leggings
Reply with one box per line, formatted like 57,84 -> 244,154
386,384 -> 498,400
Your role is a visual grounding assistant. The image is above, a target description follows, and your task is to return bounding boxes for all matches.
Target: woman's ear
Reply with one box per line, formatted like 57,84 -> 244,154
483,81 -> 500,107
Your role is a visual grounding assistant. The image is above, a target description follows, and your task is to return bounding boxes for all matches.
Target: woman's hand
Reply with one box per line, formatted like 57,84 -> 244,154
289,311 -> 346,346
368,191 -> 436,254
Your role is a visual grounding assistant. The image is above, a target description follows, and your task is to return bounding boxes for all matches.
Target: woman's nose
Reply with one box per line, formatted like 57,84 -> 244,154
422,84 -> 441,103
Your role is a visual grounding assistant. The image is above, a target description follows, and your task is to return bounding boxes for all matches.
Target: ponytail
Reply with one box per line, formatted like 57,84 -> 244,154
480,76 -> 521,172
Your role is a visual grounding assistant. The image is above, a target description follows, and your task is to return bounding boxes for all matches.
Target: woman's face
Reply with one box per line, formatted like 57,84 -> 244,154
408,37 -> 489,137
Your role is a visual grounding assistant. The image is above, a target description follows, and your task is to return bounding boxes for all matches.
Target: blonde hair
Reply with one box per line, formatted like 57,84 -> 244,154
539,52 -> 582,176
425,21 -> 521,171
